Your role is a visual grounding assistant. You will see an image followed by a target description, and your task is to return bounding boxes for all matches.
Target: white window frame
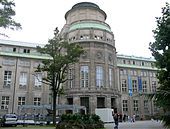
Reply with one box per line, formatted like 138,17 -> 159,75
19,72 -> 27,87
122,79 -> 127,92
1,96 -> 9,109
4,71 -> 12,87
132,80 -> 138,92
109,68 -> 113,87
18,97 -> 26,106
34,73 -> 42,87
34,97 -> 41,106
152,81 -> 157,92
96,66 -> 104,87
122,100 -> 128,111
80,66 -> 89,87
68,68 -> 73,88
142,80 -> 147,93
133,100 -> 138,111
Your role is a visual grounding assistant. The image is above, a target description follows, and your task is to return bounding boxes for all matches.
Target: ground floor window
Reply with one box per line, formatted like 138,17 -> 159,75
80,97 -> 89,114
97,97 -> 105,108
1,96 -> 9,109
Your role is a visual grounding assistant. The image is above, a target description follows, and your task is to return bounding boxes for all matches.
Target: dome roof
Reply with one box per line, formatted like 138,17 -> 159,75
72,2 -> 99,9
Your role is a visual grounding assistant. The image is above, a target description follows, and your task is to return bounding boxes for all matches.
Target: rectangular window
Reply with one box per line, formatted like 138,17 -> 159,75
144,100 -> 148,111
130,70 -> 137,76
152,81 -> 157,92
121,79 -> 127,92
133,100 -> 138,111
120,69 -> 127,75
13,48 -> 16,52
97,97 -> 105,108
1,96 -> 9,109
132,80 -> 138,92
19,72 -> 27,88
122,100 -> 128,111
3,71 -> 12,88
18,97 -> 25,106
109,68 -> 113,87
80,97 -> 89,114
96,66 -> 104,87
142,80 -> 147,93
34,73 -> 42,87
68,68 -> 73,88
141,71 -> 147,77
23,49 -> 30,53
34,97 -> 41,106
80,66 -> 89,87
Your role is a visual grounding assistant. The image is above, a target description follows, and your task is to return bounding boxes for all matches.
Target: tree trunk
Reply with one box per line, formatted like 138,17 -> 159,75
52,91 -> 57,125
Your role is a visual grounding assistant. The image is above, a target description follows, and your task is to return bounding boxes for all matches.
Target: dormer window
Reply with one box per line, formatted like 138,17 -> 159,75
13,48 -> 16,52
142,62 -> 144,66
23,49 -> 30,53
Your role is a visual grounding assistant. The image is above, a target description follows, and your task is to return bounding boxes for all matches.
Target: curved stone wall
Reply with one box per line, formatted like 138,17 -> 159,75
61,2 -> 119,114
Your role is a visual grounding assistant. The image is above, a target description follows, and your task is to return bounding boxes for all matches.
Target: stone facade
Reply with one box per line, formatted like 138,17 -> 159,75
60,2 -> 119,114
0,2 -> 159,119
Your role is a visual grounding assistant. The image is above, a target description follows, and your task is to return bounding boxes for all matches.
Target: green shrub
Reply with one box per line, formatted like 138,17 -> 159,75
57,114 -> 104,129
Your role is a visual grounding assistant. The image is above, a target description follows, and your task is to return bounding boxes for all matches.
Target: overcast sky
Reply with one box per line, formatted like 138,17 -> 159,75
1,0 -> 169,57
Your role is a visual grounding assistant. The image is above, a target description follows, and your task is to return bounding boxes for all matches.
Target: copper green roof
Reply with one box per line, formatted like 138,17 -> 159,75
69,22 -> 112,32
117,63 -> 157,70
0,39 -> 45,48
117,54 -> 155,62
72,2 -> 99,9
0,51 -> 52,60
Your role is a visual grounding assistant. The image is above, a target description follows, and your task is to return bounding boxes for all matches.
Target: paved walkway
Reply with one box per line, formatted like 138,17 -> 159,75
104,120 -> 167,129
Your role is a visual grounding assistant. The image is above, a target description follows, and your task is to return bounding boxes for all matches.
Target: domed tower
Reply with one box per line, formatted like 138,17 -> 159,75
60,2 -> 120,114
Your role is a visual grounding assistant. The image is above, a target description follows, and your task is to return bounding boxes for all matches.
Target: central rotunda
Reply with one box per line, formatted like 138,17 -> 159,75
60,2 -> 120,114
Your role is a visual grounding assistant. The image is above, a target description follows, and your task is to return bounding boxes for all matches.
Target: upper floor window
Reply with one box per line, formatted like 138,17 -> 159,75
132,80 -> 138,92
34,73 -> 42,87
3,71 -> 12,88
142,80 -> 147,93
152,81 -> 157,92
141,71 -> 147,77
123,60 -> 126,64
130,70 -> 137,76
19,72 -> 27,88
121,79 -> 127,92
23,49 -> 30,53
13,48 -> 16,52
80,66 -> 89,88
109,68 -> 113,87
120,69 -> 127,75
68,68 -> 74,88
96,66 -> 104,88
141,61 -> 144,66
